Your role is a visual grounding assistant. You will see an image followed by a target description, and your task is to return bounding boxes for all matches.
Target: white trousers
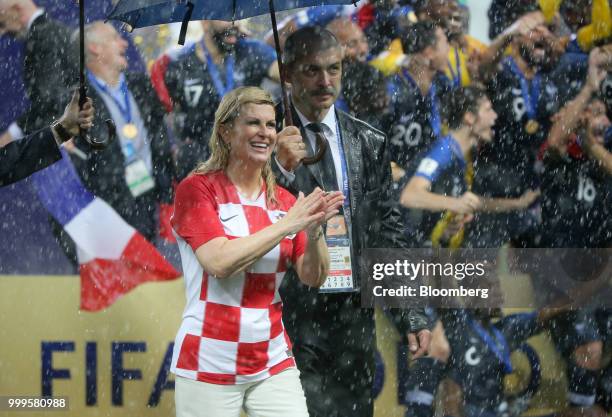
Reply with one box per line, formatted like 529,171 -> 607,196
175,367 -> 310,417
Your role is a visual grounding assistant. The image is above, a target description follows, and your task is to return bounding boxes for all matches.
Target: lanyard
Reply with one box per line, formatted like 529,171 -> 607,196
468,317 -> 513,374
402,69 -> 442,139
506,57 -> 541,120
446,135 -> 467,172
87,71 -> 132,123
334,120 -> 351,211
448,48 -> 462,89
200,40 -> 235,100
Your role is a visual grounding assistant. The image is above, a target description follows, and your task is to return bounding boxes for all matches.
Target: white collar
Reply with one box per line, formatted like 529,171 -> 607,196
88,72 -> 127,95
27,8 -> 44,32
294,104 -> 337,137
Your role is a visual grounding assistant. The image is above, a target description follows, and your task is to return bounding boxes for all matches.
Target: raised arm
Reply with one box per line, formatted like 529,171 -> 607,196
194,189 -> 330,280
584,140 -> 612,174
548,48 -> 608,154
401,176 -> 481,215
478,189 -> 540,213
0,90 -> 94,187
479,11 -> 545,82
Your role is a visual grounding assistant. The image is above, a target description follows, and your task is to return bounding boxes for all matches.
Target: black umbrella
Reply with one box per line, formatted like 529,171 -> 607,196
107,0 -> 355,163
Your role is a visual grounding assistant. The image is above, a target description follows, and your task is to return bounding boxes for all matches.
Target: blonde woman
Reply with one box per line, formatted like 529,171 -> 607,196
170,86 -> 343,417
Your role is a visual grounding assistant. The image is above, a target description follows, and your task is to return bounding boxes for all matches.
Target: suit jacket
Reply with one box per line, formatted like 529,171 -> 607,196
273,102 -> 429,340
18,13 -> 78,134
71,72 -> 175,240
0,127 -> 61,187
275,103 -> 408,259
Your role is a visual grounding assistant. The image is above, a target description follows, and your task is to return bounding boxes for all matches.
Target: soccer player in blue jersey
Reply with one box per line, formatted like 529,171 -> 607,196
536,48 -> 611,417
386,21 -> 451,181
475,11 -> 564,248
397,87 -> 538,417
151,20 -> 279,180
401,86 -> 539,248
441,308 -> 558,417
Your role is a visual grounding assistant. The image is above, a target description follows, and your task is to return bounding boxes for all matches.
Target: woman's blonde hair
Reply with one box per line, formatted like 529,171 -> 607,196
194,86 -> 278,206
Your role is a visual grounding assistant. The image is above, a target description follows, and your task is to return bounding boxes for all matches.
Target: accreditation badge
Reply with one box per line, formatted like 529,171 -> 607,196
319,214 -> 354,293
125,159 -> 155,197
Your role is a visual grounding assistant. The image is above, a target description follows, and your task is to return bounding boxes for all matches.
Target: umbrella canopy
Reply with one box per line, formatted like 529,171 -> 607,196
107,0 -> 353,29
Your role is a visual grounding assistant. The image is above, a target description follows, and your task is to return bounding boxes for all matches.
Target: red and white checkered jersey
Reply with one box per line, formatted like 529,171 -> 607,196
170,171 -> 307,385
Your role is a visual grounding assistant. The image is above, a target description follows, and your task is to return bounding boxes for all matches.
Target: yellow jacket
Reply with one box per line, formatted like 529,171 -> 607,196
540,0 -> 612,51
370,36 -> 485,87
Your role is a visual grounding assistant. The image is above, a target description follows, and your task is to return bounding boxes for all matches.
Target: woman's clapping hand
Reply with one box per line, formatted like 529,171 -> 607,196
280,188 -> 344,236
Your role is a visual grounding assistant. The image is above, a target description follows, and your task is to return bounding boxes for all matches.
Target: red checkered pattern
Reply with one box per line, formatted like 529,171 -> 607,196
170,172 -> 306,385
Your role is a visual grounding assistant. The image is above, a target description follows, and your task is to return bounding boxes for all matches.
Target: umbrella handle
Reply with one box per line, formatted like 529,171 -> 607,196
269,0 -> 326,166
78,84 -> 116,150
302,132 -> 328,165
280,93 -> 327,165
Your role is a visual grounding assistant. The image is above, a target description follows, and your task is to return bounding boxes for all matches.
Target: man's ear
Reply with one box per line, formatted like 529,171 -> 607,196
86,43 -> 99,60
13,3 -> 28,28
464,111 -> 476,127
280,63 -> 292,86
340,45 -> 348,61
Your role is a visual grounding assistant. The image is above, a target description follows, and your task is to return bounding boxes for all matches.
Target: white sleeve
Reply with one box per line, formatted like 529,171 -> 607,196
274,155 -> 296,183
8,122 -> 24,141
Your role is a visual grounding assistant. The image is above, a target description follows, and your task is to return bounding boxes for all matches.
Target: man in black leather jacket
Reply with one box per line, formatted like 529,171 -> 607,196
272,26 -> 431,417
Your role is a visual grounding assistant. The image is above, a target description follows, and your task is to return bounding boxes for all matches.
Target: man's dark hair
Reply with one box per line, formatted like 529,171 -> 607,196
488,0 -> 539,39
342,61 -> 387,115
443,86 -> 488,130
410,0 -> 429,14
282,26 -> 341,68
400,20 -> 439,55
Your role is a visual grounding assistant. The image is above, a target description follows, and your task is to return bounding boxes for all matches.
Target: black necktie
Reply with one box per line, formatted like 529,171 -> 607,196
305,122 -> 338,192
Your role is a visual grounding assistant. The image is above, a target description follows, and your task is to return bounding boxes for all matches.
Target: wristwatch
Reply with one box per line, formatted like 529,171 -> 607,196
51,120 -> 73,143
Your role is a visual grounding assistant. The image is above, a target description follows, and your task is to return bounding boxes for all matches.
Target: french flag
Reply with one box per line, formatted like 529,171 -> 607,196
31,150 -> 180,311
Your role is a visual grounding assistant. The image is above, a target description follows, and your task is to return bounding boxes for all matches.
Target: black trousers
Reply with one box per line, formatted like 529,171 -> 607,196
282,289 -> 376,417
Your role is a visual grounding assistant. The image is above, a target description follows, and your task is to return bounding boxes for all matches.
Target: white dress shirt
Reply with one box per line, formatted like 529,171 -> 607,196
27,8 -> 44,31
276,105 -> 345,192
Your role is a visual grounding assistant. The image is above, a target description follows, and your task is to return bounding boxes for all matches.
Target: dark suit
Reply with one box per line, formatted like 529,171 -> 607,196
70,72 -> 174,241
18,13 -> 78,134
274,103 -> 428,417
0,127 -> 61,187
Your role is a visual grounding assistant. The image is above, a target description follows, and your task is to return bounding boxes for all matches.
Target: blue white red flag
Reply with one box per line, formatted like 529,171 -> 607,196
31,151 -> 180,311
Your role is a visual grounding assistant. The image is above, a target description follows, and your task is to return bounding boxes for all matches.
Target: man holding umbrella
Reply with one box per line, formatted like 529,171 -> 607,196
273,26 -> 431,417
